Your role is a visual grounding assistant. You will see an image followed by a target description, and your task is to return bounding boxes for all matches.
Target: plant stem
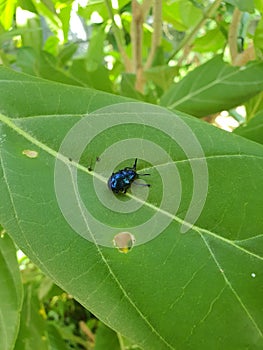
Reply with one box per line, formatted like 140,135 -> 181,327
166,0 -> 222,63
228,7 -> 242,64
104,0 -> 132,72
145,0 -> 162,70
141,0 -> 153,18
131,0 -> 144,92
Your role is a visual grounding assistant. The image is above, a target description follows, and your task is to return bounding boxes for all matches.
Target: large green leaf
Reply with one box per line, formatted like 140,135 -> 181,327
160,55 -> 263,117
1,68 -> 263,349
0,233 -> 23,350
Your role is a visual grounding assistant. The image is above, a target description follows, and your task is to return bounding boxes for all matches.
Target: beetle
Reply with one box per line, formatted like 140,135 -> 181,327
108,158 -> 150,194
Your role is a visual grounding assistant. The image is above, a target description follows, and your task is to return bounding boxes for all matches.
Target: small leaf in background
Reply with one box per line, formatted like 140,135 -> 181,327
254,17 -> 263,53
193,28 -> 226,53
16,47 -> 85,86
0,0 -> 17,30
144,65 -> 178,91
225,0 -> 255,13
57,43 -> 78,66
14,284 -> 49,350
85,24 -> 106,71
245,92 -> 263,121
162,0 -> 202,31
43,36 -> 60,56
255,0 -> 263,12
46,324 -> 68,350
69,58 -> 113,92
57,4 -> 72,43
234,110 -> 263,144
160,55 -> 263,117
0,233 -> 23,350
16,7 -> 43,52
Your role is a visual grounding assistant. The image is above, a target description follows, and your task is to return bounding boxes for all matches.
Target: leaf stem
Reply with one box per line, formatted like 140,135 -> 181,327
131,0 -> 144,92
104,0 -> 132,72
166,0 -> 222,63
228,7 -> 242,64
144,0 -> 163,70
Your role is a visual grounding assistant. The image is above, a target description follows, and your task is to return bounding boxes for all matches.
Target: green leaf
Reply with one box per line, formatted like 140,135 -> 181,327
254,17 -> 263,51
120,73 -> 144,100
0,233 -> 23,350
1,68 -> 263,349
163,0 -> 202,31
16,8 -> 43,52
16,47 -> 86,86
255,0 -> 263,11
193,28 -> 226,53
245,92 -> 263,120
43,36 -> 60,56
0,0 -> 17,30
234,111 -> 263,144
57,43 -> 78,66
160,55 -> 263,117
57,4 -> 72,43
225,0 -> 255,13
78,0 -> 130,21
85,25 -> 106,70
144,65 -> 179,90
14,284 -> 49,350
69,59 -> 113,92
46,324 -> 68,350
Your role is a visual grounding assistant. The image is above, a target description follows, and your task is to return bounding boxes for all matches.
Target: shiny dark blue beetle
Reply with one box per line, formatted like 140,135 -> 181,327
108,158 -> 150,194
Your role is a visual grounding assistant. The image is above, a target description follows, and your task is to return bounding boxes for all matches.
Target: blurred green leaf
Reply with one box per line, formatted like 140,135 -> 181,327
57,43 -> 78,66
144,65 -> 178,90
30,0 -> 62,39
120,73 -> 144,100
163,0 -> 202,31
86,25 -> 106,70
255,0 -> 263,11
78,0 -> 130,21
193,28 -> 226,53
0,233 -> 23,350
69,58 -> 113,91
14,284 -> 49,350
94,323 -> 120,350
16,47 -> 85,86
43,36 -> 60,56
16,8 -> 43,52
46,324 -> 68,350
254,17 -> 263,51
58,4 -> 72,43
0,0 -> 17,30
160,55 -> 263,117
225,0 -> 255,13
245,92 -> 263,121
234,110 -> 263,144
